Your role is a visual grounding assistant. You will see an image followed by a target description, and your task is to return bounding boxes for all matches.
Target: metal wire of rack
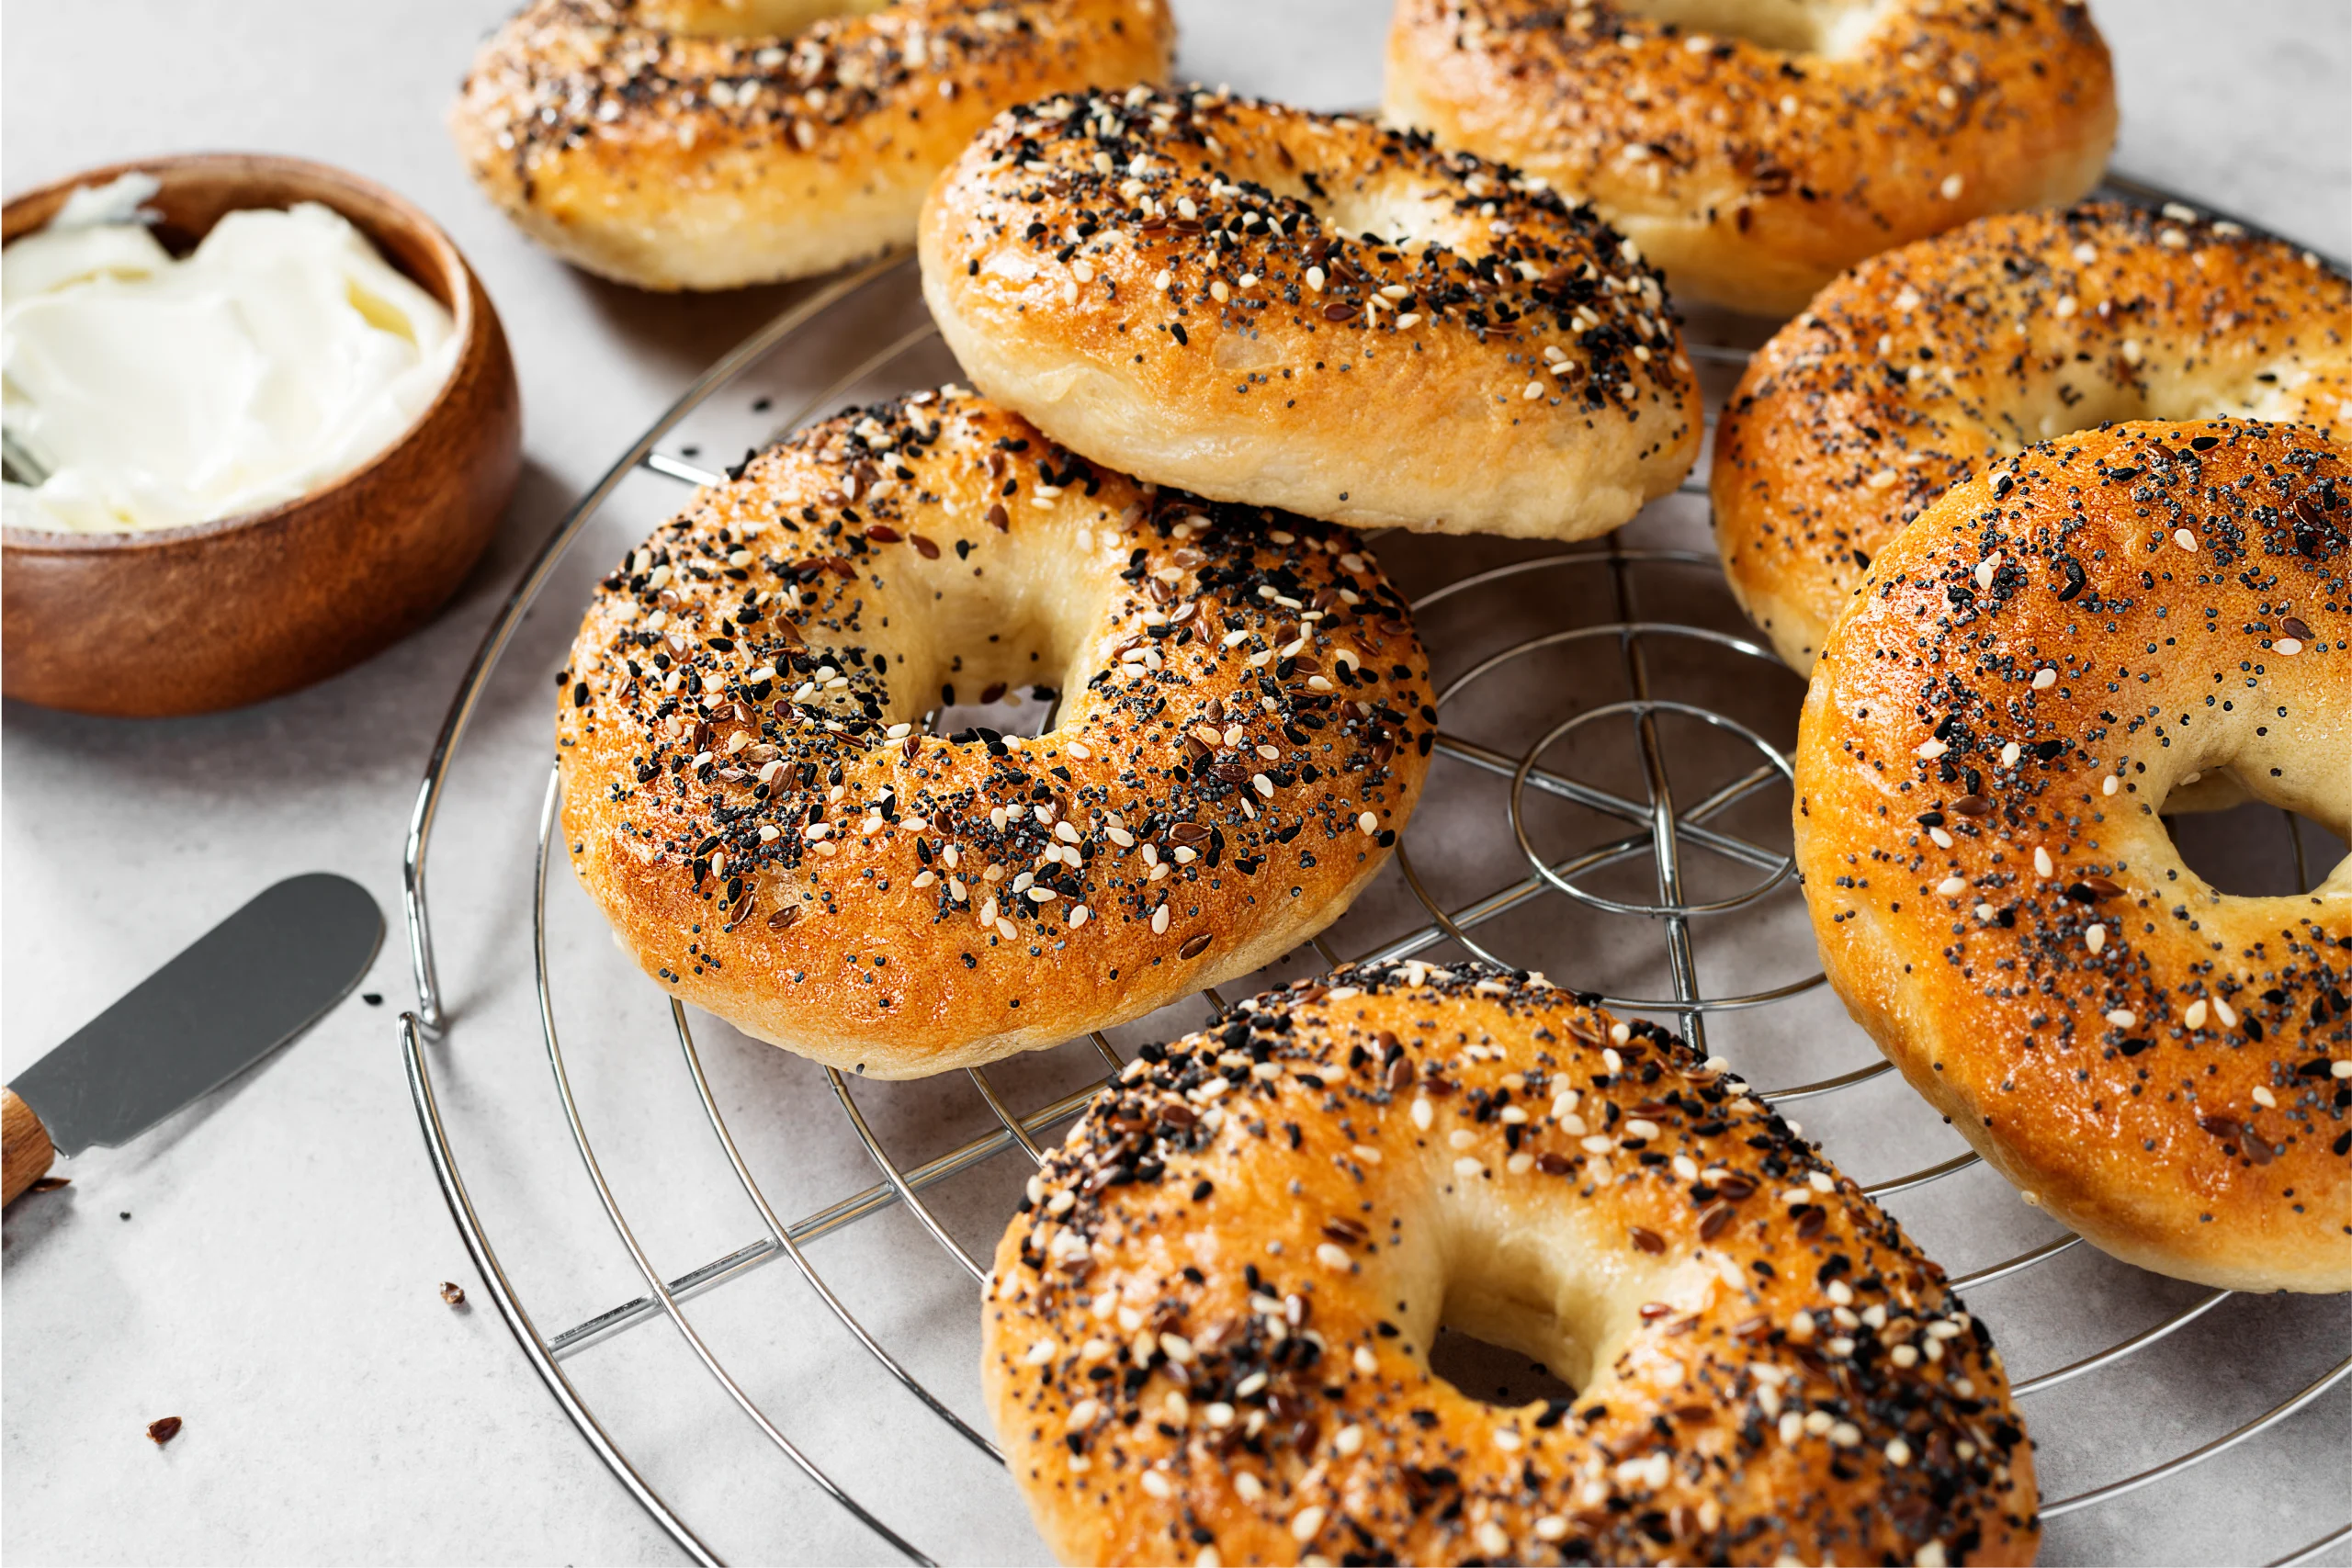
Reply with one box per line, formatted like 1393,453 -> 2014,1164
397,175 -> 2351,1567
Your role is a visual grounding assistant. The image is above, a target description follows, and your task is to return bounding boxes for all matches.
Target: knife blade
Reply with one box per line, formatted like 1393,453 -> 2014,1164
2,873 -> 382,1204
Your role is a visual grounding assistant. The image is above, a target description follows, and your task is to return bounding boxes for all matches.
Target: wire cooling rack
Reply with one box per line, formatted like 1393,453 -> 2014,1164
398,173 -> 2351,1567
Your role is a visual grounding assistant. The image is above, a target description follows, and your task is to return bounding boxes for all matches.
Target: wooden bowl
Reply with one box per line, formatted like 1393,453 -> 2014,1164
2,153 -> 522,716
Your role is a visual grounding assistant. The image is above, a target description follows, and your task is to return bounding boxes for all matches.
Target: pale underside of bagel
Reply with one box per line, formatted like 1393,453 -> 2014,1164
1383,0 -> 2118,316
925,298 -> 1674,540
1794,420 -> 2352,1292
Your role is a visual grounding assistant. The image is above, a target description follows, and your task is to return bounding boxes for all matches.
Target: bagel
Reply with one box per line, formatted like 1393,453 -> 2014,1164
452,0 -> 1173,290
1713,203 -> 2352,673
556,389 -> 1434,1077
1384,0 -> 2117,317
918,86 -> 1701,540
986,960 -> 2040,1566
1793,419 -> 2352,1293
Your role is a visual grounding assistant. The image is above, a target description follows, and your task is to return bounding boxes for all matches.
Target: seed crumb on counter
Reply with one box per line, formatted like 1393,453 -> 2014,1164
439,1281 -> 467,1307
146,1417 -> 182,1447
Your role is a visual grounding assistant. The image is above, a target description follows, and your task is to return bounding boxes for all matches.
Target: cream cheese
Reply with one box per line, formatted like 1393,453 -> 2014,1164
2,173 -> 458,534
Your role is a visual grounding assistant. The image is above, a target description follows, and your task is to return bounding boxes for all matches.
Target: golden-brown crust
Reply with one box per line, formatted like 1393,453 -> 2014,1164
919,86 -> 1700,540
1713,204 -> 2352,671
986,961 -> 2039,1566
1793,419 -> 2352,1292
556,390 -> 1434,1077
1385,0 -> 2116,316
451,0 -> 1173,289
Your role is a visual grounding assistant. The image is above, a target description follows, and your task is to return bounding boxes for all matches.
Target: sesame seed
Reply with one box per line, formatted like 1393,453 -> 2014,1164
1939,174 -> 1963,199
2103,774 -> 2121,795
1937,876 -> 1967,896
2185,998 -> 2210,1029
2086,924 -> 2106,953
2277,637 -> 2303,656
2175,528 -> 2198,551
1454,1156 -> 1484,1178
2032,667 -> 2058,690
1291,1506 -> 1325,1542
2033,846 -> 2054,877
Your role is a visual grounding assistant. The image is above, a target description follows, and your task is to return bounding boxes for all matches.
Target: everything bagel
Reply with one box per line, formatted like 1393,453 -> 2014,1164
1713,203 -> 2352,673
453,0 -> 1172,290
1385,0 -> 2116,316
919,86 -> 1701,540
987,961 -> 2039,1565
1793,420 -> 2352,1293
557,389 -> 1434,1077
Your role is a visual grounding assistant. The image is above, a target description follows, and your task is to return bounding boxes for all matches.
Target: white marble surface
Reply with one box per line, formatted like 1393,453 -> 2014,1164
5,3 -> 2349,1564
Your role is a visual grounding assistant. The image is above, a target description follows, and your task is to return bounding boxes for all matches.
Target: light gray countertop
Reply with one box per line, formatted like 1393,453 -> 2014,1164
5,3 -> 2348,1563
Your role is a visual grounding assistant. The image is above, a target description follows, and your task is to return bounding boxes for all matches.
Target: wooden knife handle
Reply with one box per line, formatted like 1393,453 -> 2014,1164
4,1088 -> 56,1206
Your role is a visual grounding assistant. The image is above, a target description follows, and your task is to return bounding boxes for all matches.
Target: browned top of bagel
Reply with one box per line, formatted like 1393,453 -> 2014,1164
453,0 -> 1173,288
1713,204 -> 2352,671
557,390 -> 1433,1077
988,960 -> 2037,1566
920,85 -> 1699,539
1385,0 -> 2116,315
1794,419 -> 2352,1292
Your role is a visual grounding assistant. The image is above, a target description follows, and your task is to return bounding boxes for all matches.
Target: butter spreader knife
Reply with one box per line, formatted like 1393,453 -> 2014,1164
2,873 -> 381,1206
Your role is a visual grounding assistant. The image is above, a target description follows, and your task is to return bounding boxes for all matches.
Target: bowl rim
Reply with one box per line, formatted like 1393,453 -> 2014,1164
2,151 -> 486,557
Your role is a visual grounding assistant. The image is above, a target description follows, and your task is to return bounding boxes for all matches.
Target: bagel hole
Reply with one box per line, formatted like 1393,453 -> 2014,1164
1418,1237 -> 1618,1407
636,0 -> 892,39
1610,0 -> 1876,55
2165,798 -> 2349,899
1427,1326 -> 1578,1409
